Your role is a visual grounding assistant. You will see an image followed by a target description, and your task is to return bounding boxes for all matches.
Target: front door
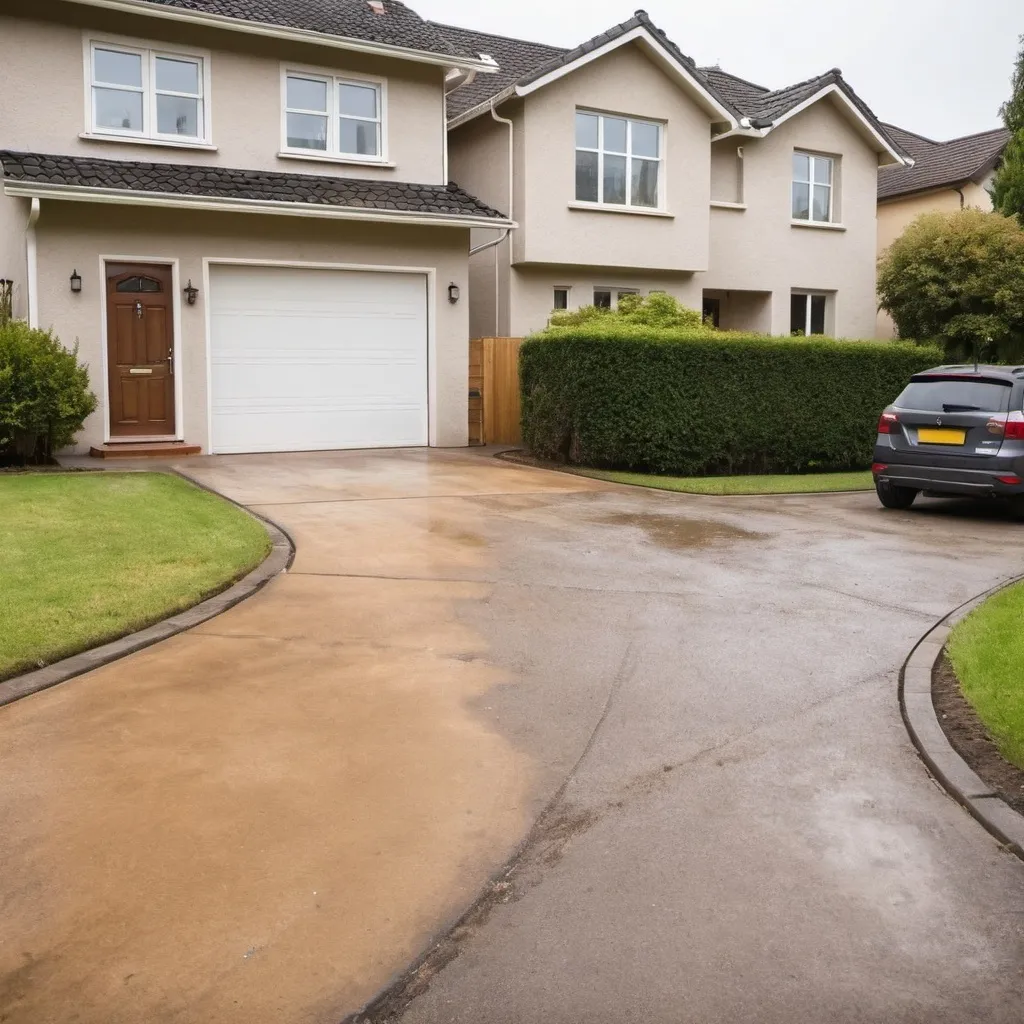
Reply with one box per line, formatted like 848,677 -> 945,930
106,263 -> 176,437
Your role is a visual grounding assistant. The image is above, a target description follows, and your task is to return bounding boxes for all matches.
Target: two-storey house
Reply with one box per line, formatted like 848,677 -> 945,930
441,11 -> 909,342
0,0 -> 512,455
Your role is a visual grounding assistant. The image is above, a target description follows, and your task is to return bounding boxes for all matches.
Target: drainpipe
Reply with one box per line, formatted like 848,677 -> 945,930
490,99 -> 515,336
26,197 -> 40,328
953,186 -> 965,209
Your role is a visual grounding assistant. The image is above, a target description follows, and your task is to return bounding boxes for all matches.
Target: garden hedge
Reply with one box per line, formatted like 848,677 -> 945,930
519,326 -> 944,475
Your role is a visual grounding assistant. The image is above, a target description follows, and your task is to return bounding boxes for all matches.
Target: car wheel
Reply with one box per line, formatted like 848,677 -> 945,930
876,479 -> 918,510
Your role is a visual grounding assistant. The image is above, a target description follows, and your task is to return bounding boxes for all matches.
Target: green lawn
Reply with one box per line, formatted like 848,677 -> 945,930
574,468 -> 874,495
948,582 -> 1024,770
0,472 -> 271,681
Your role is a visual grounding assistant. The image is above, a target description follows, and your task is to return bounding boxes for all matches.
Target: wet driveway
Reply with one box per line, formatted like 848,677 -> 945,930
2,449 -> 1023,1023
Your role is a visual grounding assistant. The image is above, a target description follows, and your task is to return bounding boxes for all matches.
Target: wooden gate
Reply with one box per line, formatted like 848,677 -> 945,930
468,337 -> 523,445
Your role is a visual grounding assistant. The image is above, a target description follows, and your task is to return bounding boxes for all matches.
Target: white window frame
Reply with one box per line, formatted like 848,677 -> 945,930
575,110 -> 664,211
553,287 -> 570,311
791,291 -> 830,336
83,35 -> 213,147
594,287 -> 641,309
279,65 -> 389,165
792,151 -> 834,223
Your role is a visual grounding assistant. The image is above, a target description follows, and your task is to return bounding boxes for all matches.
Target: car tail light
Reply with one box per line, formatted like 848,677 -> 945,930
877,411 -> 899,434
1003,412 -> 1024,440
998,475 -> 1022,485
871,462 -> 888,474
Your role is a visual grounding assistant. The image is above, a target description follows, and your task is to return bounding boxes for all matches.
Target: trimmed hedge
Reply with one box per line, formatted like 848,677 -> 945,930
520,326 -> 943,475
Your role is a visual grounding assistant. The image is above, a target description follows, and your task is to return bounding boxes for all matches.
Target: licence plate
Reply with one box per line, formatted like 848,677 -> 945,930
918,427 -> 966,445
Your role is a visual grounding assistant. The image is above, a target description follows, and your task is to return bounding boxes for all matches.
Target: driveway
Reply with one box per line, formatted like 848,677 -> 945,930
2,449 -> 1023,1024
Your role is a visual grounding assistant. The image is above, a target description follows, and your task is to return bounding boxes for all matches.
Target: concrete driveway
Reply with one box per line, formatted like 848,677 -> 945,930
2,449 -> 1023,1024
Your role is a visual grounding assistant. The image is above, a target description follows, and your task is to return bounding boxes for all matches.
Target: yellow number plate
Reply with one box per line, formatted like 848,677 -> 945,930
918,428 -> 966,445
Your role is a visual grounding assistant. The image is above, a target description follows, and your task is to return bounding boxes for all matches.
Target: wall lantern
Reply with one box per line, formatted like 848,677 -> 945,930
447,282 -> 460,304
184,279 -> 199,305
69,269 -> 82,293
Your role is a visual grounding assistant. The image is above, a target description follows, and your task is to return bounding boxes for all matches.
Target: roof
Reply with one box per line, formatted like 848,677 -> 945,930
0,151 -> 510,223
877,125 -> 1010,200
71,0 -> 477,61
914,365 -> 1024,381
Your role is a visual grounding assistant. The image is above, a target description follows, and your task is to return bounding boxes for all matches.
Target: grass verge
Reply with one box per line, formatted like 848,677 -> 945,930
573,468 -> 874,495
0,472 -> 271,681
948,581 -> 1024,770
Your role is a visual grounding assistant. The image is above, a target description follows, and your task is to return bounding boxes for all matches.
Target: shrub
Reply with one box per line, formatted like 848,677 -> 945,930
519,325 -> 943,475
548,291 -> 703,330
0,321 -> 97,465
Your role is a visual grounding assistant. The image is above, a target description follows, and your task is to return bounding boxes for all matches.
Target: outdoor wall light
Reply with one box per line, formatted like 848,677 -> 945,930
184,279 -> 199,305
69,269 -> 82,293
448,282 -> 460,304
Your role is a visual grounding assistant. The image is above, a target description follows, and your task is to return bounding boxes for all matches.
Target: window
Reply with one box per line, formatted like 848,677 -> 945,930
593,288 -> 638,309
553,288 -> 569,310
575,111 -> 661,209
283,70 -> 383,159
89,41 -> 207,142
792,152 -> 833,222
791,293 -> 828,336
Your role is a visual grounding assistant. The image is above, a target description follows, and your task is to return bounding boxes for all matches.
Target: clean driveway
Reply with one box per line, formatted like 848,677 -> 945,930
1,449 -> 1023,1024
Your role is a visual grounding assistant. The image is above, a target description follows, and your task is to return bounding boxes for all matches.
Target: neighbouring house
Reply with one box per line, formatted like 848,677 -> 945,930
875,123 -> 1010,338
0,0 -> 511,455
440,10 -> 910,342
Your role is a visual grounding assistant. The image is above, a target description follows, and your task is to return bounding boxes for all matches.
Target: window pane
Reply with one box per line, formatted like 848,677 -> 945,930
631,121 -> 659,158
286,111 -> 328,150
603,117 -> 627,153
792,152 -> 810,182
603,153 -> 627,204
812,185 -> 831,221
631,158 -> 658,207
339,117 -> 378,156
896,379 -> 1012,413
790,294 -> 807,335
339,82 -> 377,119
94,87 -> 143,131
157,94 -> 199,136
813,157 -> 832,184
792,181 -> 810,219
810,295 -> 826,335
155,56 -> 199,94
553,288 -> 568,310
287,76 -> 328,112
575,150 -> 599,202
116,276 -> 162,293
575,112 -> 598,149
94,48 -> 142,87
594,290 -> 612,308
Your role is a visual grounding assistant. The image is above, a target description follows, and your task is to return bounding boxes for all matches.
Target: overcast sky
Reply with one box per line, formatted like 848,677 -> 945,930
419,0 -> 1022,140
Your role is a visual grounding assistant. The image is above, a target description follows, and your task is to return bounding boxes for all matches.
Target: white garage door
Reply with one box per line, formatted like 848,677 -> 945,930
208,264 -> 428,454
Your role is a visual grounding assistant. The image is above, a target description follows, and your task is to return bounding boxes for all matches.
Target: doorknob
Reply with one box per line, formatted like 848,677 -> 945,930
167,347 -> 174,375
135,300 -> 143,319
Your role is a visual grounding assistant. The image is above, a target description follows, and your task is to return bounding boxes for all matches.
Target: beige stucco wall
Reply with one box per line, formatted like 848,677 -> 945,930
517,42 -> 712,272
1,1 -> 447,185
32,202 -> 471,452
875,180 -> 994,337
710,138 -> 744,204
701,96 -> 881,338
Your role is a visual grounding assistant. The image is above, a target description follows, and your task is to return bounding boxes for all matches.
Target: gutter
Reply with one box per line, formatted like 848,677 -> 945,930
26,197 -> 40,329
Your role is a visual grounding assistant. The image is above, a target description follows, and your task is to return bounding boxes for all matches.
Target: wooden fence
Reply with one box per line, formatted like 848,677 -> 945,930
469,337 -> 523,446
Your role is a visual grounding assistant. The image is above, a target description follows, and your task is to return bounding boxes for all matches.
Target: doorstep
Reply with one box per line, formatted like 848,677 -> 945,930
89,441 -> 202,459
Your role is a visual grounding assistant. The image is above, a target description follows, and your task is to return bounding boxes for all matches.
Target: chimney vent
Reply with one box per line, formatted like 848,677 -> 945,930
367,1 -> 385,14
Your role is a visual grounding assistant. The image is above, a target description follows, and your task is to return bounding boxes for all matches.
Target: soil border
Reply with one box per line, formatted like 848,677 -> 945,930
0,469 -> 295,708
899,576 -> 1024,860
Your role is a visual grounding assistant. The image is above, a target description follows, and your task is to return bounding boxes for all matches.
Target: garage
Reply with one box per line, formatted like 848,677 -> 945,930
208,263 -> 429,454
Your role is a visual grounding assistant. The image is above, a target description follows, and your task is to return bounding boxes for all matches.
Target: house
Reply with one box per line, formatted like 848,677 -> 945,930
440,10 -> 909,342
0,0 -> 512,455
876,124 -> 1010,338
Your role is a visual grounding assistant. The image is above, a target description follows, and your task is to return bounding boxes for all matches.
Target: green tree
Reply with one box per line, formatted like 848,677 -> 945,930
877,208 -> 1024,361
992,34 -> 1024,224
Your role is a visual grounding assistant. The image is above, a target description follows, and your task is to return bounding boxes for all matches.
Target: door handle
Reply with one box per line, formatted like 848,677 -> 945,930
167,347 -> 174,376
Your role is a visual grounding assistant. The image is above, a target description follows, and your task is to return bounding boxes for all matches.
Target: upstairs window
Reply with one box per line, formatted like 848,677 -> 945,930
283,70 -> 384,160
575,111 -> 661,209
88,41 -> 208,143
792,152 -> 834,222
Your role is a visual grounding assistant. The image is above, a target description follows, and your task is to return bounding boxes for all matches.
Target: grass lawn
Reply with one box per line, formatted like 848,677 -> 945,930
574,468 -> 874,495
948,582 -> 1024,770
0,472 -> 271,681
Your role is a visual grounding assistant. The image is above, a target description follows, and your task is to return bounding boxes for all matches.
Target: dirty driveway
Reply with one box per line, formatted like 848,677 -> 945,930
2,449 -> 1024,1024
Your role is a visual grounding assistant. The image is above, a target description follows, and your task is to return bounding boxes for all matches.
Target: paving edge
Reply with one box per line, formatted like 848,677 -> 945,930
0,469 -> 295,708
899,574 -> 1024,861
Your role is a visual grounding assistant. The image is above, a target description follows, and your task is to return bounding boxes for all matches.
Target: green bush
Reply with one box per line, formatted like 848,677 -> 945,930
0,321 -> 97,464
548,291 -> 703,330
519,325 -> 943,475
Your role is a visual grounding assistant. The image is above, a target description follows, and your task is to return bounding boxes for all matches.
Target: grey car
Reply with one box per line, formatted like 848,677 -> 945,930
873,364 -> 1024,517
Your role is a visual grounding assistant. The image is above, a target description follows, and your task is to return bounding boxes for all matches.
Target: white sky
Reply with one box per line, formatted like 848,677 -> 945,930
418,0 -> 1023,140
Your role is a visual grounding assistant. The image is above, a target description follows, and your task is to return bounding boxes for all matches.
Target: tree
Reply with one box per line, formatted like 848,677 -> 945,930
992,34 -> 1024,224
877,208 -> 1024,361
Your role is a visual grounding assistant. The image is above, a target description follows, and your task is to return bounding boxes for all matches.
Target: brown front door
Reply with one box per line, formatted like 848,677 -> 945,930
106,263 -> 176,437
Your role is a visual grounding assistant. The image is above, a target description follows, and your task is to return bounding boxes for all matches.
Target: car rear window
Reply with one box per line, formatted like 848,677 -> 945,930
895,378 -> 1013,413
